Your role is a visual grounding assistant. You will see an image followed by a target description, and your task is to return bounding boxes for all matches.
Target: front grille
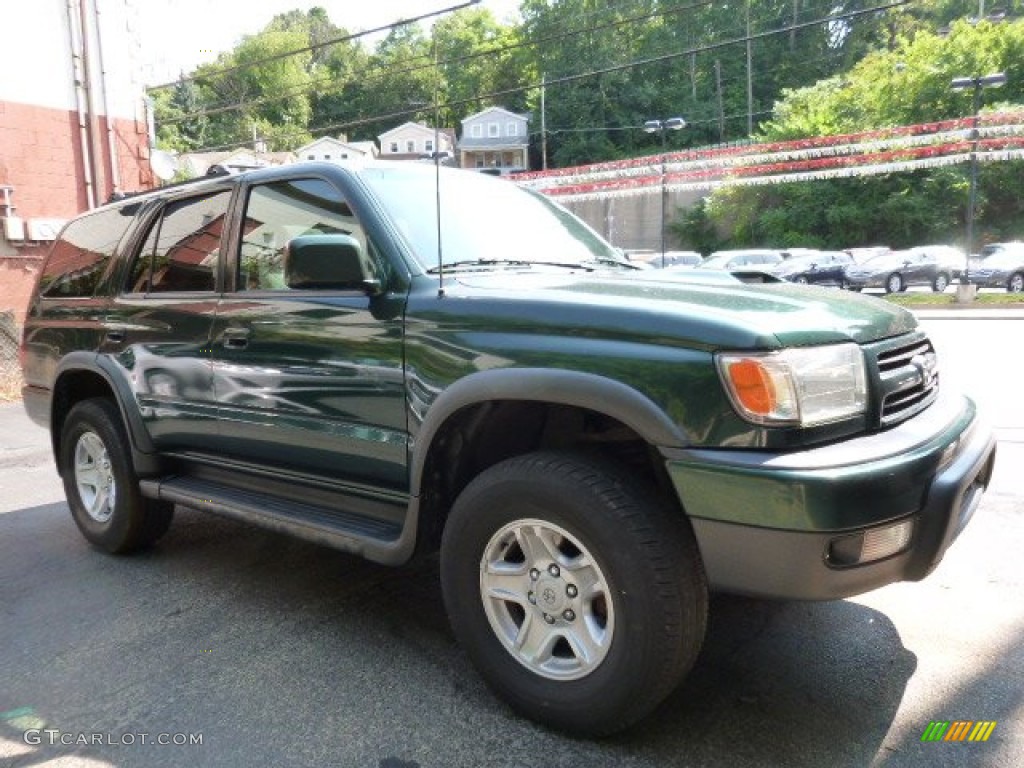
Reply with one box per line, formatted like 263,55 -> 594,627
875,338 -> 939,426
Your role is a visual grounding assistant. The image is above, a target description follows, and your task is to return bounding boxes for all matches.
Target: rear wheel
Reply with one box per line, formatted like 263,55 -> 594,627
886,273 -> 904,293
59,398 -> 173,553
794,276 -> 809,284
441,451 -> 707,736
1009,272 -> 1024,293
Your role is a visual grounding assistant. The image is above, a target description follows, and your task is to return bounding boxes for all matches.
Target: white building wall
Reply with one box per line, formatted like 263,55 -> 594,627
0,0 -> 143,119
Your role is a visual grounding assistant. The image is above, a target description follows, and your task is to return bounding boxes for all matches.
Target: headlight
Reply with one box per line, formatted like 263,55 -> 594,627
716,343 -> 867,426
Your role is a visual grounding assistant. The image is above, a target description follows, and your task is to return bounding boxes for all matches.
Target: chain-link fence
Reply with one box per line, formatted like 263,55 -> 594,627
1,311 -> 22,401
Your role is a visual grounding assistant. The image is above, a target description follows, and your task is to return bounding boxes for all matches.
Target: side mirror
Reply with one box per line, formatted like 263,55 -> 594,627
284,234 -> 381,294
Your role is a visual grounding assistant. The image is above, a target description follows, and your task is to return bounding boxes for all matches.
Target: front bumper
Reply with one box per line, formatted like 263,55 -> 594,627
663,391 -> 996,599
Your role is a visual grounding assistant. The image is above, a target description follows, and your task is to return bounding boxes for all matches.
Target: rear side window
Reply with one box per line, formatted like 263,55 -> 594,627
40,206 -> 134,297
127,191 -> 230,293
238,178 -> 368,291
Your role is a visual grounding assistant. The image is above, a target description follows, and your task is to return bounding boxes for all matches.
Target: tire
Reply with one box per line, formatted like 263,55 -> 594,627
440,451 -> 707,736
839,279 -> 849,290
794,276 -> 808,284
885,273 -> 904,294
1009,273 -> 1024,293
59,398 -> 174,553
932,273 -> 949,292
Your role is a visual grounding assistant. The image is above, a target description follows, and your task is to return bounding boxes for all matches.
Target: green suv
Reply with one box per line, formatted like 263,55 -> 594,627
20,162 -> 996,735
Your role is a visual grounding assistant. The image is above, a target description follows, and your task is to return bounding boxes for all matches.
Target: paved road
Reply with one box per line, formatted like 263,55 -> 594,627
0,312 -> 1021,768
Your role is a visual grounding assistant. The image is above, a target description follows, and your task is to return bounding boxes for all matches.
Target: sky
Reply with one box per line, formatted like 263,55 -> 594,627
136,0 -> 522,85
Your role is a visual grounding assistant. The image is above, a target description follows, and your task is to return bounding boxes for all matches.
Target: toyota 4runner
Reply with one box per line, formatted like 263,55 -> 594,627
20,161 -> 996,735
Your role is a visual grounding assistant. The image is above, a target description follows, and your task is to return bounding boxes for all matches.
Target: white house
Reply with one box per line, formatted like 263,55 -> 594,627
294,136 -> 378,163
377,122 -> 454,160
459,107 -> 529,173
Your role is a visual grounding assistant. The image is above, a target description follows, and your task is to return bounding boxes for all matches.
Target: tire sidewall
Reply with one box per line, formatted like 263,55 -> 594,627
441,459 -> 697,730
59,400 -> 140,552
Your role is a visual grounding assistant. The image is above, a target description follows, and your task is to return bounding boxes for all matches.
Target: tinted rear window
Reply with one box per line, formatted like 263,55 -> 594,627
40,206 -> 134,297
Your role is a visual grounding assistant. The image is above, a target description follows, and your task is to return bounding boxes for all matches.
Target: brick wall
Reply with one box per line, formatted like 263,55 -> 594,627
1,100 -> 154,324
0,100 -> 154,218
0,252 -> 44,325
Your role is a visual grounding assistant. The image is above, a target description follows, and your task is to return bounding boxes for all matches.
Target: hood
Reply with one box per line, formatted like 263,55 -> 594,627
439,269 -> 917,350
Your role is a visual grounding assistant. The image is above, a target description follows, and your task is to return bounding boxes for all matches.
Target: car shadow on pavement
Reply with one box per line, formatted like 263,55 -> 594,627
619,594 -> 917,765
1,502 -> 917,768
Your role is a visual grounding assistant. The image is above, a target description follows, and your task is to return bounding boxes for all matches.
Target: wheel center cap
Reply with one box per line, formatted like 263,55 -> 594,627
535,578 -> 567,613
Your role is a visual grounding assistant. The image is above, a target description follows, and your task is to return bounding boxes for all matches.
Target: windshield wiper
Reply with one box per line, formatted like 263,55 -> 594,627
426,259 -> 596,274
581,257 -> 641,270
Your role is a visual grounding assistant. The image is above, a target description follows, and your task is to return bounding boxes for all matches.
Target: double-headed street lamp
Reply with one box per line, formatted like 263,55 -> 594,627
644,117 -> 686,267
950,72 -> 1007,285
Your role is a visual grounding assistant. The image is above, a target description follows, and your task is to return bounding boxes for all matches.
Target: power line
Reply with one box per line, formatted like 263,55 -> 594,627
158,0 -> 723,126
181,1 -> 910,154
148,0 -> 481,91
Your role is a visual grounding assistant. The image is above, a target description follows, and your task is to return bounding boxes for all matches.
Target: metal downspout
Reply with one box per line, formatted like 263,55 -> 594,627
67,0 -> 96,209
78,0 -> 107,203
92,0 -> 122,195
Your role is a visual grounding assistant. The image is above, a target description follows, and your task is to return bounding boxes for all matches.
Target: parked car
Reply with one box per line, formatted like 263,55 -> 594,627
21,162 -> 995,737
969,242 -> 1024,292
699,248 -> 784,271
629,250 -> 702,269
844,246 -> 963,293
845,246 -> 891,264
772,250 -> 853,287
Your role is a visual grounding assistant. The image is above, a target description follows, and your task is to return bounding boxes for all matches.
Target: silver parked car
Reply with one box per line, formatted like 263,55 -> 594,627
844,245 -> 964,293
969,242 -> 1024,292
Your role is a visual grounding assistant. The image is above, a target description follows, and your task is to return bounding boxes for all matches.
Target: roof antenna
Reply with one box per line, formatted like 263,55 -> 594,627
433,41 -> 445,298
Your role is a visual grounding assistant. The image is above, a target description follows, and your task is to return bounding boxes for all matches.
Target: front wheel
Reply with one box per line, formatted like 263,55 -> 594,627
1009,272 -> 1024,293
59,398 -> 174,553
932,273 -> 950,292
441,452 -> 707,736
886,273 -> 904,294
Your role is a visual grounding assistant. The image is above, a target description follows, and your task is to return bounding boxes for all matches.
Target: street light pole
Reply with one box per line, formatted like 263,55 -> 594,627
643,117 -> 685,268
950,72 -> 1007,285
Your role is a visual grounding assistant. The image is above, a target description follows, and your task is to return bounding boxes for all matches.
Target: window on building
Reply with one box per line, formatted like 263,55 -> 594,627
471,124 -> 482,138
406,140 -> 416,153
488,122 -> 499,137
425,139 -> 434,153
506,122 -> 518,137
324,154 -> 331,160
390,141 -> 399,153
307,154 -> 315,160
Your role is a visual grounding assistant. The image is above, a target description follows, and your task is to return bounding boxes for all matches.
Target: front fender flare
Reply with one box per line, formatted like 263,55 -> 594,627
408,368 -> 690,496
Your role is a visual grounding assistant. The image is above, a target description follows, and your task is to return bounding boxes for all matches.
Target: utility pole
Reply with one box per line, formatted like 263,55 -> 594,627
746,2 -> 753,136
714,59 -> 725,141
540,73 -> 548,171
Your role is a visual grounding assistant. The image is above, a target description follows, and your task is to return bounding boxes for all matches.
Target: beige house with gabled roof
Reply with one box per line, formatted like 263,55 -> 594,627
295,136 -> 378,163
378,122 -> 455,160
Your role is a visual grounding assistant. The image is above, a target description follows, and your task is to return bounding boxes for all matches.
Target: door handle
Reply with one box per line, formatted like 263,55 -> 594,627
222,328 -> 250,350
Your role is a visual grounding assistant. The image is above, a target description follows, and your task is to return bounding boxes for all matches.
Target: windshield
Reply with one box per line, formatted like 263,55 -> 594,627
358,164 -> 624,271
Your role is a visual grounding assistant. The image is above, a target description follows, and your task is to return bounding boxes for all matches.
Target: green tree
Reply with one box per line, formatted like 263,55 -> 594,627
689,18 -> 1024,250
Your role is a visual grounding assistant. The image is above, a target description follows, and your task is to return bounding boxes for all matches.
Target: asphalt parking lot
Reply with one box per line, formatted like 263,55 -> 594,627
0,311 -> 1021,768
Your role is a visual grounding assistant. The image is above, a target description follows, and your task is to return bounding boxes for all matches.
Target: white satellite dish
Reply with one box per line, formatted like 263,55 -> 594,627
150,149 -> 179,182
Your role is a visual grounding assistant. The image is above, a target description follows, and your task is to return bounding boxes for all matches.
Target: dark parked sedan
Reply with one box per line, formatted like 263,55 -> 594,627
771,250 -> 853,287
844,246 -> 964,293
969,243 -> 1024,292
